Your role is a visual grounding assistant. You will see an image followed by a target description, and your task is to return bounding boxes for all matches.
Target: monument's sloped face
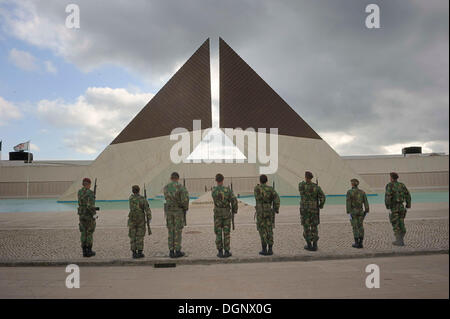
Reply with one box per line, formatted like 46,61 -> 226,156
225,129 -> 372,195
219,38 -> 321,139
59,130 -> 259,201
111,39 -> 212,144
275,135 -> 373,195
59,134 -> 179,201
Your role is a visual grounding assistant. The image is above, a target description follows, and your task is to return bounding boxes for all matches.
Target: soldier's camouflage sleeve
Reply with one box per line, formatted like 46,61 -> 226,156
87,190 -> 96,215
404,184 -> 411,208
363,191 -> 369,213
346,190 -> 352,214
143,197 -> 152,220
180,186 -> 189,211
163,185 -> 168,199
318,186 -> 326,209
384,183 -> 392,209
254,185 -> 260,201
272,189 -> 280,213
128,195 -> 134,211
229,188 -> 238,214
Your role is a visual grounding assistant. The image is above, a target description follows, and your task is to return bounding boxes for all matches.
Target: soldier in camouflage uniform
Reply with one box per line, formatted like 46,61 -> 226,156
385,172 -> 411,246
128,185 -> 152,259
298,171 -> 325,251
211,174 -> 238,258
77,178 -> 97,257
254,175 -> 280,256
163,172 -> 189,258
346,178 -> 369,249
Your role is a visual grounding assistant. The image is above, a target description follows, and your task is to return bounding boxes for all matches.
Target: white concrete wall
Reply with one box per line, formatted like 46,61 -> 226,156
1,141 -> 447,199
344,154 -> 448,174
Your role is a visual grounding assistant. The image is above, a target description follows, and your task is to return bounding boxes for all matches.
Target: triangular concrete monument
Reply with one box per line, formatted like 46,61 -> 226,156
60,37 -> 371,201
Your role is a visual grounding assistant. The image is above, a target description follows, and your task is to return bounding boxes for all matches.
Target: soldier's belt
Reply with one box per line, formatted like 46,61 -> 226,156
166,204 -> 183,210
214,207 -> 231,215
300,202 -> 318,208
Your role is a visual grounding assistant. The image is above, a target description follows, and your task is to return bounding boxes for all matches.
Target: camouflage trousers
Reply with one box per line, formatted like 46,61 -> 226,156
389,205 -> 407,236
300,208 -> 320,242
214,208 -> 232,250
349,211 -> 365,239
79,214 -> 96,247
256,210 -> 274,245
166,210 -> 184,251
128,214 -> 146,251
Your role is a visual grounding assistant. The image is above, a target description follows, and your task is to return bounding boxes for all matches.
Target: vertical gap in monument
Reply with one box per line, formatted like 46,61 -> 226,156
210,38 -> 220,128
186,38 -> 246,162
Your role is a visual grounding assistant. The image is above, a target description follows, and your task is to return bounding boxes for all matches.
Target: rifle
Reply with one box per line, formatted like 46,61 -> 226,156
144,183 -> 151,235
232,206 -> 235,230
272,181 -> 276,229
93,178 -> 100,218
316,177 -> 320,224
183,178 -> 187,226
230,180 -> 235,230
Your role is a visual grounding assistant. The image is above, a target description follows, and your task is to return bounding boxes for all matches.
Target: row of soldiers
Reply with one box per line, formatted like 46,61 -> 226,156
76,171 -> 411,258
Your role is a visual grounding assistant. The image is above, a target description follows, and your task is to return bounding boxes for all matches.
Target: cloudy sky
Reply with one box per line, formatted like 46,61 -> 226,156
0,0 -> 448,160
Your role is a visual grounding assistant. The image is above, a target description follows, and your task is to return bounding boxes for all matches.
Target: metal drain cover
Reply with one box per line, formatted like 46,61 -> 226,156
154,263 -> 176,268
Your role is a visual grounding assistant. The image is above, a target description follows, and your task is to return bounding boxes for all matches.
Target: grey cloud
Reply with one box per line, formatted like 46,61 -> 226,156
3,0 -> 448,155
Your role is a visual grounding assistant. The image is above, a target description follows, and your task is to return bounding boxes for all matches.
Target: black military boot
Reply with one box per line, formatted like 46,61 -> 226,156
267,245 -> 273,256
137,250 -> 145,258
392,234 -> 404,246
304,241 -> 313,251
352,238 -> 359,248
169,250 -> 175,258
358,238 -> 364,249
400,233 -> 406,246
175,250 -> 185,258
311,241 -> 318,251
82,246 -> 88,257
217,249 -> 224,258
85,245 -> 96,257
259,243 -> 267,256
223,250 -> 232,258
132,250 -> 138,259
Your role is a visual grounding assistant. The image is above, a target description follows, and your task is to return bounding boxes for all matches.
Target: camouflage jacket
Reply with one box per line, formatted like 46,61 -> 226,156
211,185 -> 238,214
128,194 -> 151,220
77,187 -> 96,216
254,184 -> 280,213
385,181 -> 411,209
298,181 -> 325,210
346,186 -> 369,214
163,181 -> 189,211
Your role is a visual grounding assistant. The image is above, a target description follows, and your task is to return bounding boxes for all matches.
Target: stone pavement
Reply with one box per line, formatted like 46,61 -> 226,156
0,255 -> 448,298
0,202 -> 448,266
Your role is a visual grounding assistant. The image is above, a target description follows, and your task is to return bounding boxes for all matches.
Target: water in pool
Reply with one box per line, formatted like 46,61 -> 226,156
0,191 -> 447,213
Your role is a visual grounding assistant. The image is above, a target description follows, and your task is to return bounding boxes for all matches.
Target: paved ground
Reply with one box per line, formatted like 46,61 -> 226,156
0,254 -> 447,298
0,202 -> 447,265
